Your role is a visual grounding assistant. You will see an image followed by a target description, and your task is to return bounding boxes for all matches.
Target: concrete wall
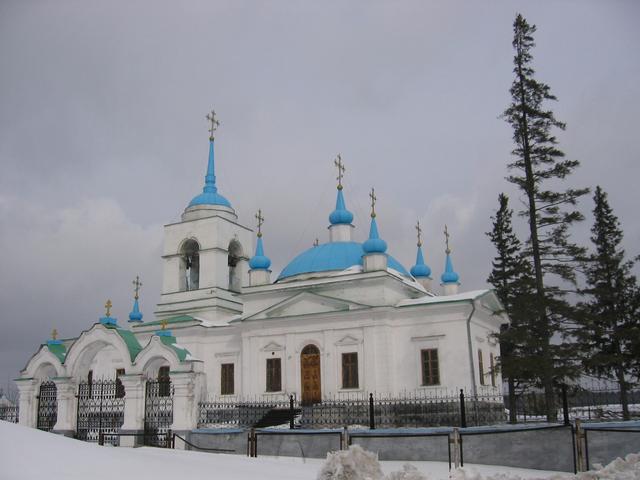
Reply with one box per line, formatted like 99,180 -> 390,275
349,431 -> 450,462
254,430 -> 342,458
584,428 -> 640,469
186,429 -> 248,455
460,426 -> 575,472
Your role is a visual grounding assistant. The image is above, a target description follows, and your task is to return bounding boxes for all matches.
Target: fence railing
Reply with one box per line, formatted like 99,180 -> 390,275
198,388 -> 505,429
0,405 -> 19,423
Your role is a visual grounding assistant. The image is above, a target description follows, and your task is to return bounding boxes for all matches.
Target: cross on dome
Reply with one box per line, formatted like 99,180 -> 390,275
206,109 -> 220,140
104,299 -> 112,317
51,328 -> 58,341
369,188 -> 377,218
334,154 -> 345,190
255,209 -> 265,237
444,224 -> 451,254
416,221 -> 423,247
132,275 -> 142,300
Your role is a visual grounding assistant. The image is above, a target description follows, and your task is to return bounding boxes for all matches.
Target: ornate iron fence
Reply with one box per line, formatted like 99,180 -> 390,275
76,380 -> 125,445
198,388 -> 505,429
36,381 -> 57,431
0,405 -> 19,423
144,379 -> 174,447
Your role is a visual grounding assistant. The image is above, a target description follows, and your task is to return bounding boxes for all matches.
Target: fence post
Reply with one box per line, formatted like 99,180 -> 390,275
342,426 -> 348,450
451,428 -> 461,469
368,393 -> 375,430
98,432 -> 104,446
562,384 -> 570,426
289,394 -> 295,430
166,429 -> 172,449
459,389 -> 467,428
574,419 -> 586,472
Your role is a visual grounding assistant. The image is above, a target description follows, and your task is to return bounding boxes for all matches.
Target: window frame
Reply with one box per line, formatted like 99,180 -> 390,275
420,348 -> 440,386
266,357 -> 282,393
341,352 -> 359,389
220,363 -> 235,395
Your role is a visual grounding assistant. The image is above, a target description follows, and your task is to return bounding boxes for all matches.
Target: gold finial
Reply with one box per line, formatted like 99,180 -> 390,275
160,318 -> 168,330
334,154 -> 345,190
369,187 -> 377,218
206,109 -> 220,140
255,209 -> 264,238
313,238 -> 319,247
132,276 -> 143,300
51,329 -> 58,341
104,299 -> 113,318
444,225 -> 451,255
416,220 -> 423,247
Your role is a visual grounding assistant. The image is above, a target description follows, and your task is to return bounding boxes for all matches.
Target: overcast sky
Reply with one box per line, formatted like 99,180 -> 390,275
1,0 -> 638,389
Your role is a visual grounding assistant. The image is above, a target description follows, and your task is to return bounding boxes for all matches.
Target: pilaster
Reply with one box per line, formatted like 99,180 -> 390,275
170,371 -> 205,444
15,378 -> 38,428
119,374 -> 146,447
52,377 -> 77,436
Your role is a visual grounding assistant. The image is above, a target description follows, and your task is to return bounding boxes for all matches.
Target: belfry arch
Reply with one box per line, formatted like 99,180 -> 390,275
179,238 -> 200,292
228,239 -> 243,292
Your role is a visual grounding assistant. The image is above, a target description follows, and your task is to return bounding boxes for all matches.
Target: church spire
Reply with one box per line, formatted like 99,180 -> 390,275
410,220 -> 432,279
362,188 -> 387,254
441,225 -> 460,294
128,276 -> 144,323
187,109 -> 232,209
328,154 -> 354,226
249,209 -> 272,286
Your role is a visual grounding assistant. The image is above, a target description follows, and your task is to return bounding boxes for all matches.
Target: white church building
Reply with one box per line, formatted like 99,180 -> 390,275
15,112 -> 507,442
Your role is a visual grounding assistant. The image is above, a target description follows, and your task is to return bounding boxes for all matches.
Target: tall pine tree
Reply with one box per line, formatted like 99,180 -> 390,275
576,186 -> 640,420
502,14 -> 589,419
487,193 -> 536,423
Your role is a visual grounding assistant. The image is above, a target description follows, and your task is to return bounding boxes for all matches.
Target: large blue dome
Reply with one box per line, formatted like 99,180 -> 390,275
277,241 -> 410,281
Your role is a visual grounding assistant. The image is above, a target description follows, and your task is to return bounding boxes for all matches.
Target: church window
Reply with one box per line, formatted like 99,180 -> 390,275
221,363 -> 234,395
158,366 -> 171,397
478,349 -> 485,386
180,239 -> 200,292
490,353 -> 496,387
266,358 -> 282,392
115,368 -> 125,398
421,349 -> 439,386
341,353 -> 359,389
228,240 -> 243,292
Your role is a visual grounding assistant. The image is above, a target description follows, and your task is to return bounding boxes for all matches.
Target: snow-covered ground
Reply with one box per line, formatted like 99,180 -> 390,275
1,421 -> 638,480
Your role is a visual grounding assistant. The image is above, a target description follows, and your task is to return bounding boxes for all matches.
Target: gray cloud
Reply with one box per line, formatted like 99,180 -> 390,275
1,0 -> 639,386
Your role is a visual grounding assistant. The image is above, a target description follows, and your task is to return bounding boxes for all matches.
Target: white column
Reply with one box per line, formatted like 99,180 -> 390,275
363,253 -> 387,272
170,371 -> 204,445
119,374 -> 146,447
249,269 -> 271,286
53,377 -> 77,436
443,283 -> 459,295
15,378 -> 38,428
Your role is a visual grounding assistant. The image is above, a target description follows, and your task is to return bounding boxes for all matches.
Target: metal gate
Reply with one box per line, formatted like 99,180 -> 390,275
144,379 -> 173,447
76,380 -> 125,445
36,381 -> 57,431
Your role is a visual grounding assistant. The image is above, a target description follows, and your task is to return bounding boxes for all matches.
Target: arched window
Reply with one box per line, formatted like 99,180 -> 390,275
228,240 -> 243,292
179,239 -> 200,291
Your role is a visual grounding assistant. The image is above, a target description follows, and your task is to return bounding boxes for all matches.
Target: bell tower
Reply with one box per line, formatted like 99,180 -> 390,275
155,110 -> 253,323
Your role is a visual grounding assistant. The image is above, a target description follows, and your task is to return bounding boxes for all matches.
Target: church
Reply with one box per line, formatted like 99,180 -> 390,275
15,111 -> 507,443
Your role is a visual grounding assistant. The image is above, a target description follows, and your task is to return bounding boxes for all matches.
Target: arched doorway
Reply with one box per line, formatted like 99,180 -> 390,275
300,345 -> 321,406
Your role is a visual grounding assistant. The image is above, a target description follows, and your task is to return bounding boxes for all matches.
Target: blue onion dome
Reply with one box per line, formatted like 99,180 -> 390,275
410,245 -> 432,278
128,298 -> 143,322
329,188 -> 354,225
188,139 -> 233,208
249,236 -> 271,270
362,216 -> 388,254
441,253 -> 460,284
277,241 -> 410,281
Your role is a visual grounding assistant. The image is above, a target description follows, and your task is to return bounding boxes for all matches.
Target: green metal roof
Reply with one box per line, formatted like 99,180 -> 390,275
159,335 -> 191,362
46,343 -> 67,363
104,325 -> 143,362
136,315 -> 196,328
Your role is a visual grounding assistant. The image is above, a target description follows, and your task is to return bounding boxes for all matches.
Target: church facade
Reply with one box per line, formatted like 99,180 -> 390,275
16,113 -> 507,441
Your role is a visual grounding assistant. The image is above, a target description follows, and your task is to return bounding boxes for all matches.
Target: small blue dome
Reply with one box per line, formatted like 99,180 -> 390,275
249,237 -> 271,270
362,217 -> 388,254
441,253 -> 460,284
188,140 -> 233,209
128,298 -> 143,323
277,241 -> 409,281
329,189 -> 354,225
410,246 -> 432,278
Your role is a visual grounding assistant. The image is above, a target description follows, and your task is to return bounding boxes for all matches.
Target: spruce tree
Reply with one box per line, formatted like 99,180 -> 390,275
577,186 -> 640,420
502,14 -> 589,419
487,193 -> 536,423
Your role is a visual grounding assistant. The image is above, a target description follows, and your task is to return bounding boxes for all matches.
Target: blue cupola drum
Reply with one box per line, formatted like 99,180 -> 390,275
249,236 -> 271,270
441,253 -> 460,284
410,246 -> 432,278
329,189 -> 354,225
128,298 -> 143,323
362,217 -> 388,254
188,139 -> 232,208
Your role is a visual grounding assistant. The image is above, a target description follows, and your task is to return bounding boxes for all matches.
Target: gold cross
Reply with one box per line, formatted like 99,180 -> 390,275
416,220 -> 423,247
51,329 -> 58,341
206,109 -> 220,140
369,187 -> 377,218
160,318 -> 169,330
132,276 -> 142,300
444,225 -> 451,254
334,154 -> 345,190
313,238 -> 319,247
104,299 -> 112,317
255,209 -> 264,237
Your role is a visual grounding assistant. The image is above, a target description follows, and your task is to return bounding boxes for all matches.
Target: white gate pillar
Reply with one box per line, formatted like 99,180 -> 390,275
170,370 -> 204,446
15,378 -> 38,428
52,377 -> 77,436
120,374 -> 146,447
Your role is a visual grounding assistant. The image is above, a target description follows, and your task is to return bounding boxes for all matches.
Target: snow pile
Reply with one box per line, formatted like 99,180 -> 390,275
450,452 -> 640,480
317,445 -> 429,480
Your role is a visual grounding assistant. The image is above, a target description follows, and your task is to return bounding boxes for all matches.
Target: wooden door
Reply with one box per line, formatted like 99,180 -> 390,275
301,345 -> 321,405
